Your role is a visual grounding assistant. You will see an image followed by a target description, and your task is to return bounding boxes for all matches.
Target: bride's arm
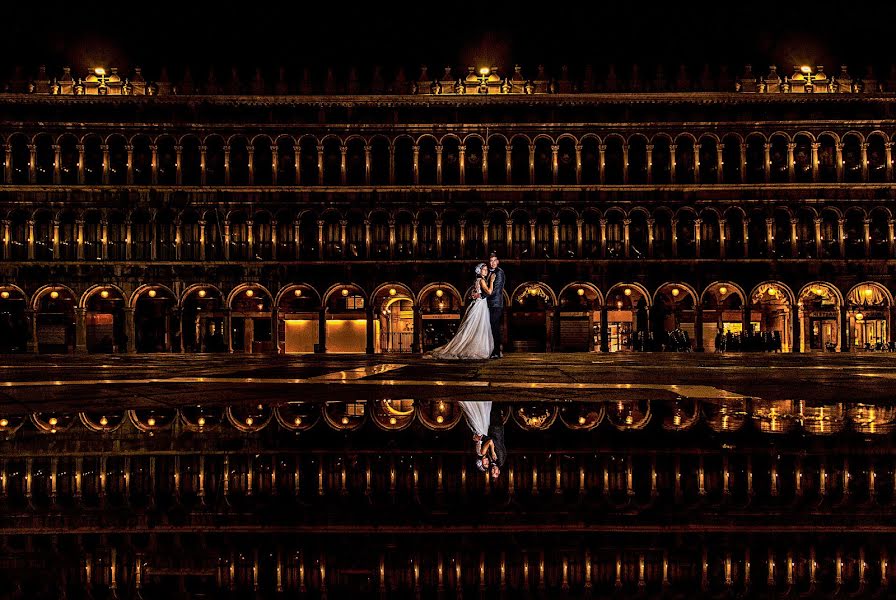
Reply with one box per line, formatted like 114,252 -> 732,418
480,439 -> 494,457
479,275 -> 494,296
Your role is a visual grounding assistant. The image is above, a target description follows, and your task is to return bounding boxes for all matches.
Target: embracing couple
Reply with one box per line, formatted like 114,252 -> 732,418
458,401 -> 505,479
427,253 -> 505,361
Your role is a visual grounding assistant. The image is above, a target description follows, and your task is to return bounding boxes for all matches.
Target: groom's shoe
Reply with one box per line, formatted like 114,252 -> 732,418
489,353 -> 500,359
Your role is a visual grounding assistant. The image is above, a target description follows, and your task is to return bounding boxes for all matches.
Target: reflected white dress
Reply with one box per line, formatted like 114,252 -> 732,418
458,401 -> 492,437
426,278 -> 494,360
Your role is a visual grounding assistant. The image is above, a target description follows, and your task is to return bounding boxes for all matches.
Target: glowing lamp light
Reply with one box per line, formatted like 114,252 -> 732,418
341,289 -> 349,297
800,66 -> 811,74
94,67 -> 106,76
435,289 -> 444,298
436,415 -> 445,424
100,290 -> 109,299
198,289 -> 207,298
671,288 -> 680,297
48,417 -> 58,426
856,313 -> 865,322
768,287 -> 778,296
99,416 -> 108,426
617,301 -> 623,310
147,289 -> 157,298
0,291 -> 8,300
624,288 -> 632,296
294,289 -> 302,297
813,287 -> 823,296
341,416 -> 350,425
528,287 -> 538,296
864,288 -> 874,297
146,417 -> 156,427
389,288 -> 396,296
578,416 -> 587,425
245,417 -> 254,426
389,417 -> 397,425
294,417 -> 302,426
0,419 -> 7,428
719,286 -> 728,296
50,291 -> 59,299
577,288 -> 585,296
245,289 -> 254,298
479,67 -> 490,76
197,417 -> 206,427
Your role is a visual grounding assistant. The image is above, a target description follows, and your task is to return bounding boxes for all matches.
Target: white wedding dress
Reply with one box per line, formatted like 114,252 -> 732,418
458,401 -> 492,437
427,280 -> 494,360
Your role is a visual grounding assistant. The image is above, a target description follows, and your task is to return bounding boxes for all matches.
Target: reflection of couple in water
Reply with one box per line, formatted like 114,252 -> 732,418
459,401 -> 505,478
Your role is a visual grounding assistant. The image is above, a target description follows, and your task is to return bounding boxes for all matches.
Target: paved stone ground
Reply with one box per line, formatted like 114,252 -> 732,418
0,352 -> 894,415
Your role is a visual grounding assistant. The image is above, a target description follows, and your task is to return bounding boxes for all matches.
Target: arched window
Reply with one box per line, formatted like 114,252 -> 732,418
698,138 -> 718,183
229,212 -> 249,260
253,212 -> 272,260
107,211 -> 127,260
486,137 -> 507,185
228,137 -> 250,185
721,135 -> 742,183
157,137 -> 177,185
651,137 -> 672,184
674,138 -> 695,183
180,211 -> 201,261
512,211 -> 530,259
252,138 -> 273,185
205,211 -> 225,260
83,210 -> 102,261
418,138 -> 437,185
157,210 -> 176,260
464,213 -> 484,259
441,138 -> 460,185
395,212 -> 415,258
275,138 -> 296,185
843,135 -> 863,183
131,210 -> 153,260
510,138 -> 530,185
627,137 -> 648,184
464,137 -> 484,185
33,211 -> 53,260
603,138 -> 624,184
768,136 -> 788,183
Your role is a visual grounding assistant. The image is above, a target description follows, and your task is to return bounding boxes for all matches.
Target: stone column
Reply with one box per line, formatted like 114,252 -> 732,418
101,144 -> 110,185
695,305 -> 704,352
838,218 -> 846,257
600,304 -> 609,353
76,144 -> 85,184
458,219 -> 465,259
861,142 -> 869,181
551,219 -> 560,257
294,221 -> 302,260
364,219 -> 371,258
412,219 -> 419,256
719,219 -> 727,259
835,142 -> 844,181
716,143 -> 724,183
316,145 -> 324,184
814,218 -> 823,258
317,308 -> 327,353
412,306 -> 422,353
647,218 -> 655,258
811,142 -> 820,181
864,218 -> 872,257
505,219 -> 513,258
840,306 -> 849,352
763,143 -> 771,183
339,220 -> 348,256
742,219 -> 749,258
791,304 -> 801,353
389,219 -> 396,259
694,218 -> 702,258
150,144 -> 159,184
173,219 -> 180,261
622,143 -> 630,184
435,218 -> 443,257
598,144 -> 606,183
173,145 -> 183,185
76,219 -> 84,260
482,219 -> 490,253
458,146 -> 466,184
482,144 -> 489,183
528,144 -> 536,184
785,142 -> 795,181
889,219 -> 895,258
246,219 -> 254,258
645,144 -> 654,184
52,144 -> 61,184
599,219 -> 608,258
388,144 -> 396,185
364,145 -> 372,185
765,218 -> 774,257
886,142 -> 894,181
27,220 -> 35,260
52,219 -> 60,258
529,219 -> 537,257
575,144 -> 582,184
124,307 -> 136,354
669,144 -> 677,183
551,144 -> 559,184
739,142 -> 747,182
124,144 -> 136,185
4,143 -> 12,183
790,218 -> 799,258
198,220 -> 206,261
270,220 -> 278,261
27,144 -> 36,184
1,219 -> 8,260
222,144 -> 231,185
671,219 -> 679,257
412,145 -> 420,185
435,145 -> 443,185
223,222 -> 231,261
26,308 -> 37,353
270,144 -> 278,185
271,308 -> 280,354
247,147 -> 255,185
504,146 -> 512,184
339,145 -> 347,185
365,306 -> 375,354
317,220 -> 324,260
74,307 -> 87,354
623,218 -> 631,258
198,145 -> 207,186
576,218 -> 584,256
223,309 -> 233,353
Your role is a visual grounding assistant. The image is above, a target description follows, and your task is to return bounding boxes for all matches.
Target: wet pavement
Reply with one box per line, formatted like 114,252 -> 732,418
0,351 -> 894,415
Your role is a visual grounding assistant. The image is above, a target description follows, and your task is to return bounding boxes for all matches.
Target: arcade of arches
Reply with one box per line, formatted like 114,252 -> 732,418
1,280 -> 892,354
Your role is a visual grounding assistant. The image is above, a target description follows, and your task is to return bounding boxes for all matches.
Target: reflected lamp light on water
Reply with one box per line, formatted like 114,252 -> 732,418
0,291 -> 8,299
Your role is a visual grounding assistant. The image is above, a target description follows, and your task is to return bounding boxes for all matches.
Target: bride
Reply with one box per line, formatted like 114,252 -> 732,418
426,263 -> 494,360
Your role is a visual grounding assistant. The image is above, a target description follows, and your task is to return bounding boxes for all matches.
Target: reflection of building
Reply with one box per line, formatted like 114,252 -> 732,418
4,64 -> 896,353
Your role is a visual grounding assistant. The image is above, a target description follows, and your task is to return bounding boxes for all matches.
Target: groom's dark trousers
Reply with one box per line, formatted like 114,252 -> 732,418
489,307 -> 503,356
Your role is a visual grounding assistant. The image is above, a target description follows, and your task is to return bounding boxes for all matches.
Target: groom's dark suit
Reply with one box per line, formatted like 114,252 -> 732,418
487,405 -> 506,467
487,267 -> 505,357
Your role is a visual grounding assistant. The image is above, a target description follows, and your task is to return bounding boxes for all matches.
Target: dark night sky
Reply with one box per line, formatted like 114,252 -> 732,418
4,1 -> 896,78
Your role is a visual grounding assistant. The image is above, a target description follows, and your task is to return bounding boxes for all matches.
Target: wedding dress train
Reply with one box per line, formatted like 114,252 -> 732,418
427,297 -> 494,360
458,400 -> 492,437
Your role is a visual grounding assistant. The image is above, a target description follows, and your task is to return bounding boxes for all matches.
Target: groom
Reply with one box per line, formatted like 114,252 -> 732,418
487,253 -> 505,359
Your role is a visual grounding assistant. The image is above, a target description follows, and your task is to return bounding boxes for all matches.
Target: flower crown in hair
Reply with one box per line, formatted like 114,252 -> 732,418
474,263 -> 487,276
476,459 -> 487,472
